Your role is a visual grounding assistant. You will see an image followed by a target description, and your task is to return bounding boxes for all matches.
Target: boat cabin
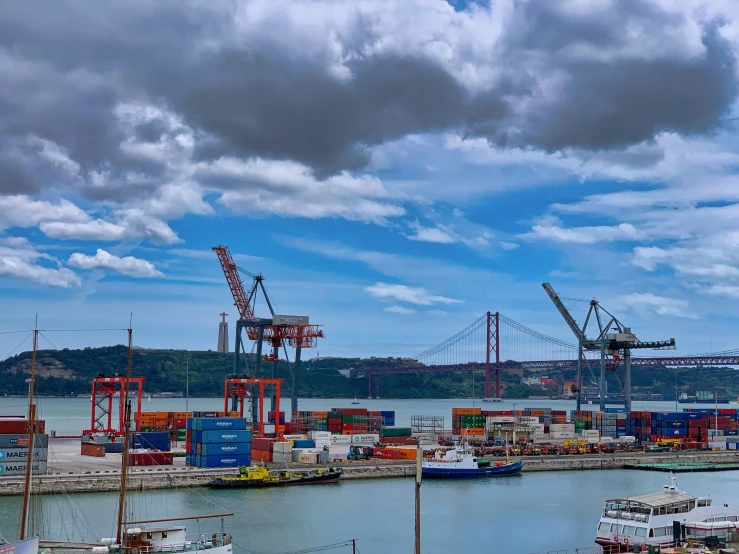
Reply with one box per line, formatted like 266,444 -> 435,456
124,526 -> 232,553
596,478 -> 739,550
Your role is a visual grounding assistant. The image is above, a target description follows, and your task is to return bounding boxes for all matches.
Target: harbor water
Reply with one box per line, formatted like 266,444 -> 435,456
2,397 -> 734,437
2,469 -> 739,553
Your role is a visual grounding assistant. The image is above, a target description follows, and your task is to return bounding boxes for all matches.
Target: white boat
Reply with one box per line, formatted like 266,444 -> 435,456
147,394 -> 153,403
422,436 -> 522,479
482,397 -> 503,403
595,474 -> 739,552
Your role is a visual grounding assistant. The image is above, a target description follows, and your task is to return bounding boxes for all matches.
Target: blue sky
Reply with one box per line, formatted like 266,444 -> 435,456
2,1 -> 739,359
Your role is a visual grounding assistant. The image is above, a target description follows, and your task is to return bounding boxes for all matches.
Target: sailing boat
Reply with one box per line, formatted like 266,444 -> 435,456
147,393 -> 152,403
351,398 -> 360,405
4,325 -> 236,554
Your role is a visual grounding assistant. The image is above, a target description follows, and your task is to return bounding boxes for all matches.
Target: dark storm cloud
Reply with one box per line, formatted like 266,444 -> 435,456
0,0 -> 735,195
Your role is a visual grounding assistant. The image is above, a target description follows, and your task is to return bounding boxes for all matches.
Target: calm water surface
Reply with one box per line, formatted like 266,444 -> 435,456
1,397 -> 732,436
1,470 -> 739,553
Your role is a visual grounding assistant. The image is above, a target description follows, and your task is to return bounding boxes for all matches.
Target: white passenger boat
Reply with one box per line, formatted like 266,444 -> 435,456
595,474 -> 739,552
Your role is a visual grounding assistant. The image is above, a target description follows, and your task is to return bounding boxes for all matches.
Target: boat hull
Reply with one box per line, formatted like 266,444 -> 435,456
208,469 -> 342,488
422,459 -> 523,479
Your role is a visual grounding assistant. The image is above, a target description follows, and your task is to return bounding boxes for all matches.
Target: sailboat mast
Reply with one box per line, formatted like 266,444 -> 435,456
116,327 -> 133,545
19,328 -> 38,540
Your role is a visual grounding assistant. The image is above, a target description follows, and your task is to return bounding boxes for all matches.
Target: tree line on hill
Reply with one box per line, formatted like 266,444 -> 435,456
0,345 -> 736,400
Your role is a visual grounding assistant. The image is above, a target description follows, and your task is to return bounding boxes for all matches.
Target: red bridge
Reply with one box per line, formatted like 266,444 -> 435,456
351,312 -> 739,398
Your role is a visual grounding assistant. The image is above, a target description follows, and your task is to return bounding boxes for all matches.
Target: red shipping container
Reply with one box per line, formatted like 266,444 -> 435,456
0,418 -> 45,434
251,449 -> 272,462
186,430 -> 192,443
129,451 -> 174,466
650,435 -> 661,443
333,408 -> 368,416
719,409 -> 735,415
343,424 -> 354,431
252,437 -> 275,451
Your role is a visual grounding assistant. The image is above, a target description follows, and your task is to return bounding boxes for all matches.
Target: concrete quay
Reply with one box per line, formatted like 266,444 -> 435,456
1,439 -> 739,496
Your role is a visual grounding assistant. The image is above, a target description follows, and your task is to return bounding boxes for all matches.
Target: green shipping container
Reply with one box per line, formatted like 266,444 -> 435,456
328,411 -> 342,418
380,427 -> 412,438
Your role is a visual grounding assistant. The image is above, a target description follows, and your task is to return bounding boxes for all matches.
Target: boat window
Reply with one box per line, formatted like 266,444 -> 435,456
729,516 -> 738,522
706,518 -> 714,523
162,532 -> 168,539
599,522 -> 611,531
612,525 -> 622,534
688,501 -> 696,510
653,527 -> 668,537
635,528 -> 647,538
622,525 -> 636,536
715,517 -> 727,522
146,533 -> 152,540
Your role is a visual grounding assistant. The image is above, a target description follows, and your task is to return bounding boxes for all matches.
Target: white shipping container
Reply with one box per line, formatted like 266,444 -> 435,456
550,424 -> 575,433
581,430 -> 600,438
515,417 -> 539,425
272,452 -> 292,463
315,439 -> 331,448
550,432 -> 576,439
709,441 -> 726,451
351,434 -> 380,444
264,424 -> 276,435
586,437 -> 600,444
330,435 -> 352,445
310,431 -> 331,440
599,437 -> 614,444
298,452 -> 319,464
282,434 -> 308,441
488,416 -> 515,423
272,441 -> 292,454
619,436 -> 636,443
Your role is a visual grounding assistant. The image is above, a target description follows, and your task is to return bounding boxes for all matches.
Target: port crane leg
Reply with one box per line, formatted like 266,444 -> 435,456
252,325 -> 265,426
624,348 -> 632,412
291,347 -> 302,418
232,323 -> 243,412
270,343 -> 278,412
576,342 -> 583,412
599,343 -> 606,412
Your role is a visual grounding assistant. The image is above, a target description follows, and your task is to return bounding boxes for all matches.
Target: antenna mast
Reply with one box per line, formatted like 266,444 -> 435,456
19,324 -> 38,540
116,323 -> 133,545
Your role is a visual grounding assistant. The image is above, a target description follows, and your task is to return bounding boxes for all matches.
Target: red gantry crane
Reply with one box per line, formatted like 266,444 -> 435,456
212,245 -> 324,421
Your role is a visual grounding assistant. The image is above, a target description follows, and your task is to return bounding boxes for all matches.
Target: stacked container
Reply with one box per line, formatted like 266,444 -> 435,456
451,407 -> 482,435
186,417 -> 251,468
0,418 -> 48,476
132,431 -> 171,451
335,408 -> 369,434
251,437 -> 275,462
379,426 -> 413,444
571,411 -> 594,432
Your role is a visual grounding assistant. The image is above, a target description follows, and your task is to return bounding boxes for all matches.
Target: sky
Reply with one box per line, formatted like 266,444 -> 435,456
3,0 -> 739,359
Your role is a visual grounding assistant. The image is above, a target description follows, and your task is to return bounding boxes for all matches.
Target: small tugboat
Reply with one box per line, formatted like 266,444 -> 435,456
422,435 -> 522,479
208,465 -> 342,488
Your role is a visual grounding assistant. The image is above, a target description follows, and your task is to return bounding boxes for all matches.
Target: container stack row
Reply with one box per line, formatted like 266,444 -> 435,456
186,417 -> 251,468
0,417 -> 48,476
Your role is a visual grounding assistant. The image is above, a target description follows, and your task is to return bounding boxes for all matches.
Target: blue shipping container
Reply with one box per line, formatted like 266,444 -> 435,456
199,430 -> 252,443
191,418 -> 248,432
292,439 -> 315,448
197,442 -> 251,456
663,428 -> 687,436
195,454 -> 251,468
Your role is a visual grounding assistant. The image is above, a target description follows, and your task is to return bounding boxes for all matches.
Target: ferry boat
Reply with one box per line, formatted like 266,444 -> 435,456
209,465 -> 342,488
595,474 -> 739,552
422,438 -> 522,479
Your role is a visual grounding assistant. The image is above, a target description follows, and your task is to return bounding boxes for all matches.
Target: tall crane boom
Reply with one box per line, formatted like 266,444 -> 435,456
542,283 -> 587,343
213,245 -> 255,321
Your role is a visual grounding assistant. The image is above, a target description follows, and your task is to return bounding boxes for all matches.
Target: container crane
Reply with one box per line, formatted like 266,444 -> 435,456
212,245 -> 324,421
542,283 -> 675,412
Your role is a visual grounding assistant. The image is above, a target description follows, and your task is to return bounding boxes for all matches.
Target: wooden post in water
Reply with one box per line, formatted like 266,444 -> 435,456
415,442 -> 422,554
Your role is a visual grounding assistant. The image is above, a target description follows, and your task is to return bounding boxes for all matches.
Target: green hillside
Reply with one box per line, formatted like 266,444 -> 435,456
0,345 -> 736,400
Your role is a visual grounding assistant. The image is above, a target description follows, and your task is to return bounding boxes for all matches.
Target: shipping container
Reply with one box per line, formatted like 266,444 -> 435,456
197,442 -> 251,456
0,461 -> 47,475
129,451 -> 174,466
196,430 -> 252,444
189,418 -> 248,432
0,419 -> 46,435
194,454 -> 250,468
0,447 -> 47,461
0,434 -> 48,449
81,442 -> 106,457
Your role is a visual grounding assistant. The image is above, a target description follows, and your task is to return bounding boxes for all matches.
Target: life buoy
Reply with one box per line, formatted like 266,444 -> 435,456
613,535 -> 619,542
623,538 -> 629,546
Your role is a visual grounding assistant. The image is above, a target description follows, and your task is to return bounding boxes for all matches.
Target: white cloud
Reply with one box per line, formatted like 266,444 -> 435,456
365,282 -> 460,306
500,242 -> 519,250
384,305 -> 416,314
404,209 -> 493,249
527,217 -> 642,244
41,209 -> 181,245
621,293 -> 697,319
0,237 -> 80,288
0,196 -> 89,232
68,249 -> 164,278
201,157 -> 404,224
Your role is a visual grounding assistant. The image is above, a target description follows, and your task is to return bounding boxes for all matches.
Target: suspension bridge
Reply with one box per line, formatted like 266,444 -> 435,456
350,312 -> 739,399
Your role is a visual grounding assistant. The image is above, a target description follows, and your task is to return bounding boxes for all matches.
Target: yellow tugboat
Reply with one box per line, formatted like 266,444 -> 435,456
209,465 -> 342,488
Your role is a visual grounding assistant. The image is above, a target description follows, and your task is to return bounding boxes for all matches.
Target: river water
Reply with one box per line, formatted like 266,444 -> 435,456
2,398 -> 739,552
2,397 -> 734,436
2,469 -> 739,553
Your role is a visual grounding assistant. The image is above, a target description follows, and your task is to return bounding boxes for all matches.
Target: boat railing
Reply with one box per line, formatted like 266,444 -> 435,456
528,547 -> 603,554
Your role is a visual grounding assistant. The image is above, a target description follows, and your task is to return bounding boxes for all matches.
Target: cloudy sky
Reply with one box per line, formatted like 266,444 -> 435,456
2,0 -> 739,359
